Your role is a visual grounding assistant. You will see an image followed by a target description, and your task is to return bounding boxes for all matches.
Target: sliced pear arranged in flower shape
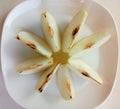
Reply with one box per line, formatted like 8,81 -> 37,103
15,10 -> 111,100
16,31 -> 52,57
41,12 -> 61,52
16,56 -> 53,74
62,10 -> 87,52
56,65 -> 74,100
69,58 -> 103,84
36,64 -> 58,92
69,32 -> 111,57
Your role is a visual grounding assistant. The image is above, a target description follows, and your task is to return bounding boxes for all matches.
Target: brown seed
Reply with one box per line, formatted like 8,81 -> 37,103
39,88 -> 43,92
43,12 -> 46,18
81,71 -> 89,77
38,75 -> 52,93
84,42 -> 94,49
48,26 -> 54,37
81,71 -> 101,85
16,36 -> 20,40
26,43 -> 36,49
72,26 -> 80,39
18,64 -> 42,73
70,96 -> 72,99
46,73 -> 52,78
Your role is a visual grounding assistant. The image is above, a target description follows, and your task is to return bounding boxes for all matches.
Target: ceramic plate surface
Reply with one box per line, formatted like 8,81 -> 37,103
1,0 -> 118,109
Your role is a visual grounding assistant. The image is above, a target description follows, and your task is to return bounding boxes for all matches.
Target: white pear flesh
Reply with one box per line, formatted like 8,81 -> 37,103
69,58 -> 103,84
35,64 -> 58,92
16,56 -> 53,74
69,32 -> 111,57
62,10 -> 87,52
16,31 -> 52,57
41,12 -> 61,52
57,65 -> 74,100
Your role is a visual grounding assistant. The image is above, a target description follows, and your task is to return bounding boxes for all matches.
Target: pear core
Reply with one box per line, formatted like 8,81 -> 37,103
52,51 -> 69,64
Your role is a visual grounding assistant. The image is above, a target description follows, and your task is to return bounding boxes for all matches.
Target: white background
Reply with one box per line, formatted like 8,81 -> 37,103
0,0 -> 120,109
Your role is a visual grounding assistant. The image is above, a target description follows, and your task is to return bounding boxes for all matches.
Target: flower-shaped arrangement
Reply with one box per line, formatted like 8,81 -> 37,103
16,10 -> 110,100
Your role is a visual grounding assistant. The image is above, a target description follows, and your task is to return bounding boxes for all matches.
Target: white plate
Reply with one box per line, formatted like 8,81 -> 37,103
1,0 -> 118,109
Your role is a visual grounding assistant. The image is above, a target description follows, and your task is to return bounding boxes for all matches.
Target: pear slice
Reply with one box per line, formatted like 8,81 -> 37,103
69,58 -> 103,84
41,12 -> 61,52
62,10 -> 87,52
56,65 -> 74,100
35,64 -> 58,93
16,56 -> 53,74
69,32 -> 111,57
16,31 -> 52,57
